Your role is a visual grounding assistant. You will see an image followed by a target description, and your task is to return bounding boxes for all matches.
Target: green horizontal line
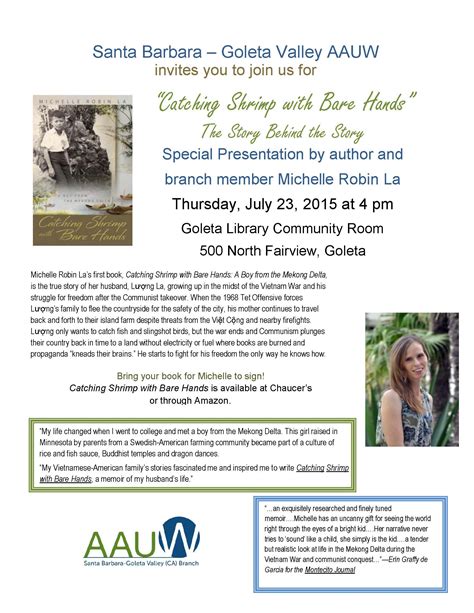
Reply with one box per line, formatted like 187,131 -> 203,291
30,418 -> 355,423
30,487 -> 355,493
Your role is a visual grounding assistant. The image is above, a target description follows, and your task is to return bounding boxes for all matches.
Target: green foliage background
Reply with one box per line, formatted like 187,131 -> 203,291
366,313 -> 458,446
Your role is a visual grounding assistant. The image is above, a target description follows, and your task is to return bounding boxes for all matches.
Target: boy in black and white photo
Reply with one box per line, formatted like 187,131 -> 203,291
41,110 -> 73,186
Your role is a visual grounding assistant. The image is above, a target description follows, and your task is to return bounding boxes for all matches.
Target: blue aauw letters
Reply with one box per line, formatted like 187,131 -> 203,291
92,44 -> 379,60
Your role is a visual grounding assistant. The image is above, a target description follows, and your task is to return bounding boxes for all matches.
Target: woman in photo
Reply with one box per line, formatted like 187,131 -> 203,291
377,334 -> 433,446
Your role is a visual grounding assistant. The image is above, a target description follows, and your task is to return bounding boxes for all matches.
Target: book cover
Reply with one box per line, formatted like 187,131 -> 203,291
33,95 -> 132,245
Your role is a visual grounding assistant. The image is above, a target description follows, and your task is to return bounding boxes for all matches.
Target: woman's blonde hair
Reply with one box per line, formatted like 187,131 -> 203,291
389,334 -> 428,414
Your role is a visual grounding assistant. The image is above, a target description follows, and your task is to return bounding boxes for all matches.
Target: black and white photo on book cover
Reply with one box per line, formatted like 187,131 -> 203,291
33,95 -> 132,245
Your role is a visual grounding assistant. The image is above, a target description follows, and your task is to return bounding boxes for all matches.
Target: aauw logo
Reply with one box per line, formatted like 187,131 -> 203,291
159,517 -> 200,558
84,516 -> 200,559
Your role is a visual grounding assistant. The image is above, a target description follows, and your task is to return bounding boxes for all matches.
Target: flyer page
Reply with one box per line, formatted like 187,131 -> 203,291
3,1 -> 471,610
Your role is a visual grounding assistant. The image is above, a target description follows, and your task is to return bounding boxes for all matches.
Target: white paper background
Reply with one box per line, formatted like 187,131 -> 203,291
1,1 -> 472,610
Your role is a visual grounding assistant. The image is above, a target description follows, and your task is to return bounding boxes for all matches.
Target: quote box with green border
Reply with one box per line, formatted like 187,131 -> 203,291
29,418 -> 356,493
